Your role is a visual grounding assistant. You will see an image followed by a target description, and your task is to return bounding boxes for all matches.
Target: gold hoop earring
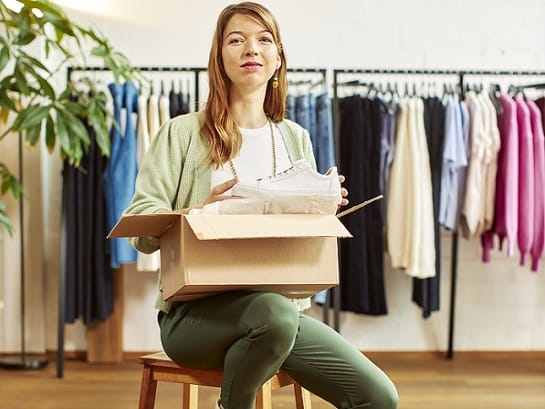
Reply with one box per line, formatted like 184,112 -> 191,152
272,71 -> 279,89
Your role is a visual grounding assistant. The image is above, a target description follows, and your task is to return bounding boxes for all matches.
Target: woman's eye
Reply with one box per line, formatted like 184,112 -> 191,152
260,37 -> 273,43
228,37 -> 243,44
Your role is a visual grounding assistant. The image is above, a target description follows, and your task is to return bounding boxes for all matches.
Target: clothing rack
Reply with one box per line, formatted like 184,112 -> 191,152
58,65 -> 328,379
332,67 -> 545,359
59,65 -> 206,379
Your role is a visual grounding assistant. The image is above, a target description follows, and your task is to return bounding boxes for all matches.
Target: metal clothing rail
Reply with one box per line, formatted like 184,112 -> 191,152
67,65 -> 207,109
332,67 -> 545,359
58,65 -> 328,379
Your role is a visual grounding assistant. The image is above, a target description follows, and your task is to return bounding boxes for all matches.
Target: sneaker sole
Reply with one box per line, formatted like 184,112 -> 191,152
232,185 -> 341,202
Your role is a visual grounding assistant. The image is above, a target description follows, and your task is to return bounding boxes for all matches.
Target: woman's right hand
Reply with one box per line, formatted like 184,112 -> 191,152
197,177 -> 239,209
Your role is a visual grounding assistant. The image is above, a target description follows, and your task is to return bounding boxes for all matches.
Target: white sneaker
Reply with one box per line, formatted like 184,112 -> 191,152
232,159 -> 342,203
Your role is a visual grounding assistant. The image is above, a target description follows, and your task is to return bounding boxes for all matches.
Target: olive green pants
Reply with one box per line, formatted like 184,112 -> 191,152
158,291 -> 398,409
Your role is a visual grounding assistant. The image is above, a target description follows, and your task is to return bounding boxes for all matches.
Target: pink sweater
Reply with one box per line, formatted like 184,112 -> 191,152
526,99 -> 545,271
482,93 -> 518,260
515,96 -> 534,266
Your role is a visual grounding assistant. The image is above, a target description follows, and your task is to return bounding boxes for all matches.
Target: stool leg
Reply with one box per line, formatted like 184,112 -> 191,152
182,384 -> 199,409
138,366 -> 157,409
294,384 -> 312,409
255,380 -> 273,409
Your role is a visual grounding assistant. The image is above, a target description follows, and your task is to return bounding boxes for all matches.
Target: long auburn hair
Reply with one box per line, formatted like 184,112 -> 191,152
202,2 -> 288,168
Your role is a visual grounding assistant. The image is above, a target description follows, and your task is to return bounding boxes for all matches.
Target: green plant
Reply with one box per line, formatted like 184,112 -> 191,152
0,0 -> 143,239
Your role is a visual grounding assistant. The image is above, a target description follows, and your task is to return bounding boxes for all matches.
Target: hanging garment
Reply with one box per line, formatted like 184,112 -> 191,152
147,90 -> 161,138
479,93 -> 501,233
460,91 -> 486,238
408,97 -> 436,279
387,98 -> 413,269
169,85 -> 181,118
315,93 -> 336,174
180,90 -> 191,114
481,93 -> 518,261
388,98 -> 435,279
413,96 -> 446,318
286,94 -> 296,121
439,94 -> 467,231
308,94 -> 318,160
376,95 -> 398,227
159,92 -> 171,125
137,93 -> 151,167
338,95 -> 387,315
526,99 -> 545,271
103,81 -> 138,268
514,96 -> 534,266
63,120 -> 113,324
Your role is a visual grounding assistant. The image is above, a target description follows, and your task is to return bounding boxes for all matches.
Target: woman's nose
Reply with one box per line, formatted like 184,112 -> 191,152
244,41 -> 258,56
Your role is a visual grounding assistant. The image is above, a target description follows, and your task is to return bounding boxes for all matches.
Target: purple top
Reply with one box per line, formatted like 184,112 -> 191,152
482,93 -> 518,261
526,99 -> 545,271
514,96 -> 534,266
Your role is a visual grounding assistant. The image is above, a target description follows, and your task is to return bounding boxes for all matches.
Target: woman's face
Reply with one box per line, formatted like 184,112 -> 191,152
221,13 -> 280,95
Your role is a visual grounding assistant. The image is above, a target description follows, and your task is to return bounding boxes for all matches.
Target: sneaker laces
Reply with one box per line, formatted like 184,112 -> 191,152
256,160 -> 307,181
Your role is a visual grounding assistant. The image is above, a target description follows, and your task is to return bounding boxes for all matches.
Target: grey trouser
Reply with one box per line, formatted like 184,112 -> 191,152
158,291 -> 398,409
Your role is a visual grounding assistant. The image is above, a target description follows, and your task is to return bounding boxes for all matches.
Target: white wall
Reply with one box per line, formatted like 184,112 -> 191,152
3,0 -> 545,355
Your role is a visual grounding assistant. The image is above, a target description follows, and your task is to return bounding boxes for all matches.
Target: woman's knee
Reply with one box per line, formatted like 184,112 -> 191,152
368,379 -> 399,409
245,292 -> 299,345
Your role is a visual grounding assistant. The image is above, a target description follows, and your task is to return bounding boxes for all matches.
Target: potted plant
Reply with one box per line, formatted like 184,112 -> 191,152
0,0 -> 143,239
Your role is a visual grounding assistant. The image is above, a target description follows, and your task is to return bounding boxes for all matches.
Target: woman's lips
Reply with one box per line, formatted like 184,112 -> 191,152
241,62 -> 262,69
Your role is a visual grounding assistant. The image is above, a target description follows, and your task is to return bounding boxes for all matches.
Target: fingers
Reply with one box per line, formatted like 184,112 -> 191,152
339,174 -> 348,207
210,177 -> 238,195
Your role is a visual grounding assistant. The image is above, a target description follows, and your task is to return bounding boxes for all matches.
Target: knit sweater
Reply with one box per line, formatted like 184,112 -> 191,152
123,111 -> 316,313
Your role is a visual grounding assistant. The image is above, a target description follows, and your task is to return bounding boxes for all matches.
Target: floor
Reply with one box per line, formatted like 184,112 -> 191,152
0,351 -> 544,408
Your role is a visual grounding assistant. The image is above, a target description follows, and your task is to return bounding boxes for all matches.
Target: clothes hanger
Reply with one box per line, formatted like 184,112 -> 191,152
488,83 -> 504,114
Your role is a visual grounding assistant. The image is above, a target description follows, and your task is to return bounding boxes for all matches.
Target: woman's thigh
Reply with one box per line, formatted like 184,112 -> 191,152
158,291 -> 298,369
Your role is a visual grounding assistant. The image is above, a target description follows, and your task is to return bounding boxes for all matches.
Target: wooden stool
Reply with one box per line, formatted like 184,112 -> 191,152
138,351 -> 312,409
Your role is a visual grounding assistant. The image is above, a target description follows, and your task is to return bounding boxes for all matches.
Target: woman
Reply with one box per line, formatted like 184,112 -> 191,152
124,2 -> 398,408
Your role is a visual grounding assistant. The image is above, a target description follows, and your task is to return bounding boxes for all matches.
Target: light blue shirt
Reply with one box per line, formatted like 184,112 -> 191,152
439,95 -> 468,230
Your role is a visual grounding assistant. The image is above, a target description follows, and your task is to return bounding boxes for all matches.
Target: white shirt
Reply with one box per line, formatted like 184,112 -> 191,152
211,122 -> 292,191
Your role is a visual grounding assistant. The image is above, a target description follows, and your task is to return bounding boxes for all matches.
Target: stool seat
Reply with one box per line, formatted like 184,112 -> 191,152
138,351 -> 312,409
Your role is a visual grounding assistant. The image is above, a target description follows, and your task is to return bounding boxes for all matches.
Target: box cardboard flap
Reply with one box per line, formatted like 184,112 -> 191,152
107,213 -> 181,238
185,214 -> 352,240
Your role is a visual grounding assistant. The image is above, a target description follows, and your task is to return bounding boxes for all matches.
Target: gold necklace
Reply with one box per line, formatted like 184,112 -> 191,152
228,119 -> 276,179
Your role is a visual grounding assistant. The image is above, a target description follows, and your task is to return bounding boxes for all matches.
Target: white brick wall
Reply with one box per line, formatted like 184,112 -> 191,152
30,0 -> 545,352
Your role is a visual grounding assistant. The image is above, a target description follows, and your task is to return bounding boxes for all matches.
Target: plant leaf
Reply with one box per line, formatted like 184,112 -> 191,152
0,88 -> 18,112
0,46 -> 10,72
12,104 -> 49,130
24,122 -> 42,146
20,61 -> 55,99
45,114 -> 55,153
55,109 -> 71,158
0,201 -> 14,239
14,63 -> 30,95
62,109 -> 90,147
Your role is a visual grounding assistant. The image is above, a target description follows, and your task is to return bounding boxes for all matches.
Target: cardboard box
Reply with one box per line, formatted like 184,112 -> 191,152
108,213 -> 351,301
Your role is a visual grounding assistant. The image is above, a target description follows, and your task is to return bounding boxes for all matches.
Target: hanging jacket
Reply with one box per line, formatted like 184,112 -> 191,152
103,81 -> 139,268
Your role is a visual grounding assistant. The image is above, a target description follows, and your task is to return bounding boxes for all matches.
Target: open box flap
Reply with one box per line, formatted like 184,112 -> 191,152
185,214 -> 352,240
107,213 -> 181,238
